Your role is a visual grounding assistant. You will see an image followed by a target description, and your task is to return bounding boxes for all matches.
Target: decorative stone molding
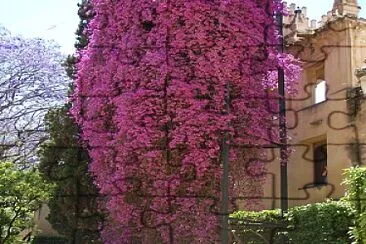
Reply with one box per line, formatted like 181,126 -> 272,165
332,0 -> 360,17
284,0 -> 361,44
283,2 -> 314,43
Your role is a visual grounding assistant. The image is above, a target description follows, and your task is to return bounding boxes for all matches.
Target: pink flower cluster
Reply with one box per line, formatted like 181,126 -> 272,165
71,0 -> 300,243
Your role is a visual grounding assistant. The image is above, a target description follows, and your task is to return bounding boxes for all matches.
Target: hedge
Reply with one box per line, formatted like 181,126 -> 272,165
230,209 -> 286,244
230,200 -> 353,244
286,200 -> 353,244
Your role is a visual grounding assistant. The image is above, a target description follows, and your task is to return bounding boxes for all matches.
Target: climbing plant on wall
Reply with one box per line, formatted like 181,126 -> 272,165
71,0 -> 300,242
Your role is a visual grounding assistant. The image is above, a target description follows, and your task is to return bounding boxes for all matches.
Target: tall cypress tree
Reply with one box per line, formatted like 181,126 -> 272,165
38,1 -> 102,243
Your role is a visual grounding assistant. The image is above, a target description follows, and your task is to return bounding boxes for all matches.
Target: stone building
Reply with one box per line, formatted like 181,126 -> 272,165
263,0 -> 366,209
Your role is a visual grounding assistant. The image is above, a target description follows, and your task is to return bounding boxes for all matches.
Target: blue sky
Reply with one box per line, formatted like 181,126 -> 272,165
0,0 -> 80,54
0,0 -> 365,55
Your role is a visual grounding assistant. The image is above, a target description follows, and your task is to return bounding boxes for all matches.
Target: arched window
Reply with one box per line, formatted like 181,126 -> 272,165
313,143 -> 327,185
314,79 -> 326,104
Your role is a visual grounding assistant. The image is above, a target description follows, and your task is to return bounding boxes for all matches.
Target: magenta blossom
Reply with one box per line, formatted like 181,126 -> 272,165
71,0 -> 300,242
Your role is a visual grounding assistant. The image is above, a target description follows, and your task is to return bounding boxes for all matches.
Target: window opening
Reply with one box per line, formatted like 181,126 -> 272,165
313,142 -> 327,185
314,79 -> 326,104
313,65 -> 326,104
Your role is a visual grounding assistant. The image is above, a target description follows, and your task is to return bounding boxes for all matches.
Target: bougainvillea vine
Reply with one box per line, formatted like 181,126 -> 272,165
71,0 -> 300,243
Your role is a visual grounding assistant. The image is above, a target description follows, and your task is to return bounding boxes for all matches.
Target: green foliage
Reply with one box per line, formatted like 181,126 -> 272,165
38,106 -> 102,244
75,0 -> 94,50
31,236 -> 68,244
231,200 -> 353,244
0,162 -> 54,244
63,0 -> 94,80
286,200 -> 353,244
37,1 -> 103,243
342,167 -> 366,244
231,209 -> 282,222
230,209 -> 286,244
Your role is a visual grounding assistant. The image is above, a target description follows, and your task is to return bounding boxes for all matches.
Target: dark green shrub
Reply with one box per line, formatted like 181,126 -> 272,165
286,200 -> 353,244
31,236 -> 69,244
230,209 -> 286,244
342,167 -> 366,244
231,200 -> 353,244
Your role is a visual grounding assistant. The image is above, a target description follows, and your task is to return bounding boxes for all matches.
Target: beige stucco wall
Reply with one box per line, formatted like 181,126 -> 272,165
263,17 -> 366,209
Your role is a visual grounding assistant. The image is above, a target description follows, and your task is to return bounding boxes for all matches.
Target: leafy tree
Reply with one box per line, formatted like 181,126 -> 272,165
75,0 -> 94,51
0,25 -> 69,165
0,162 -> 54,244
65,0 -> 94,80
39,106 -> 102,244
38,1 -> 102,243
71,0 -> 300,242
